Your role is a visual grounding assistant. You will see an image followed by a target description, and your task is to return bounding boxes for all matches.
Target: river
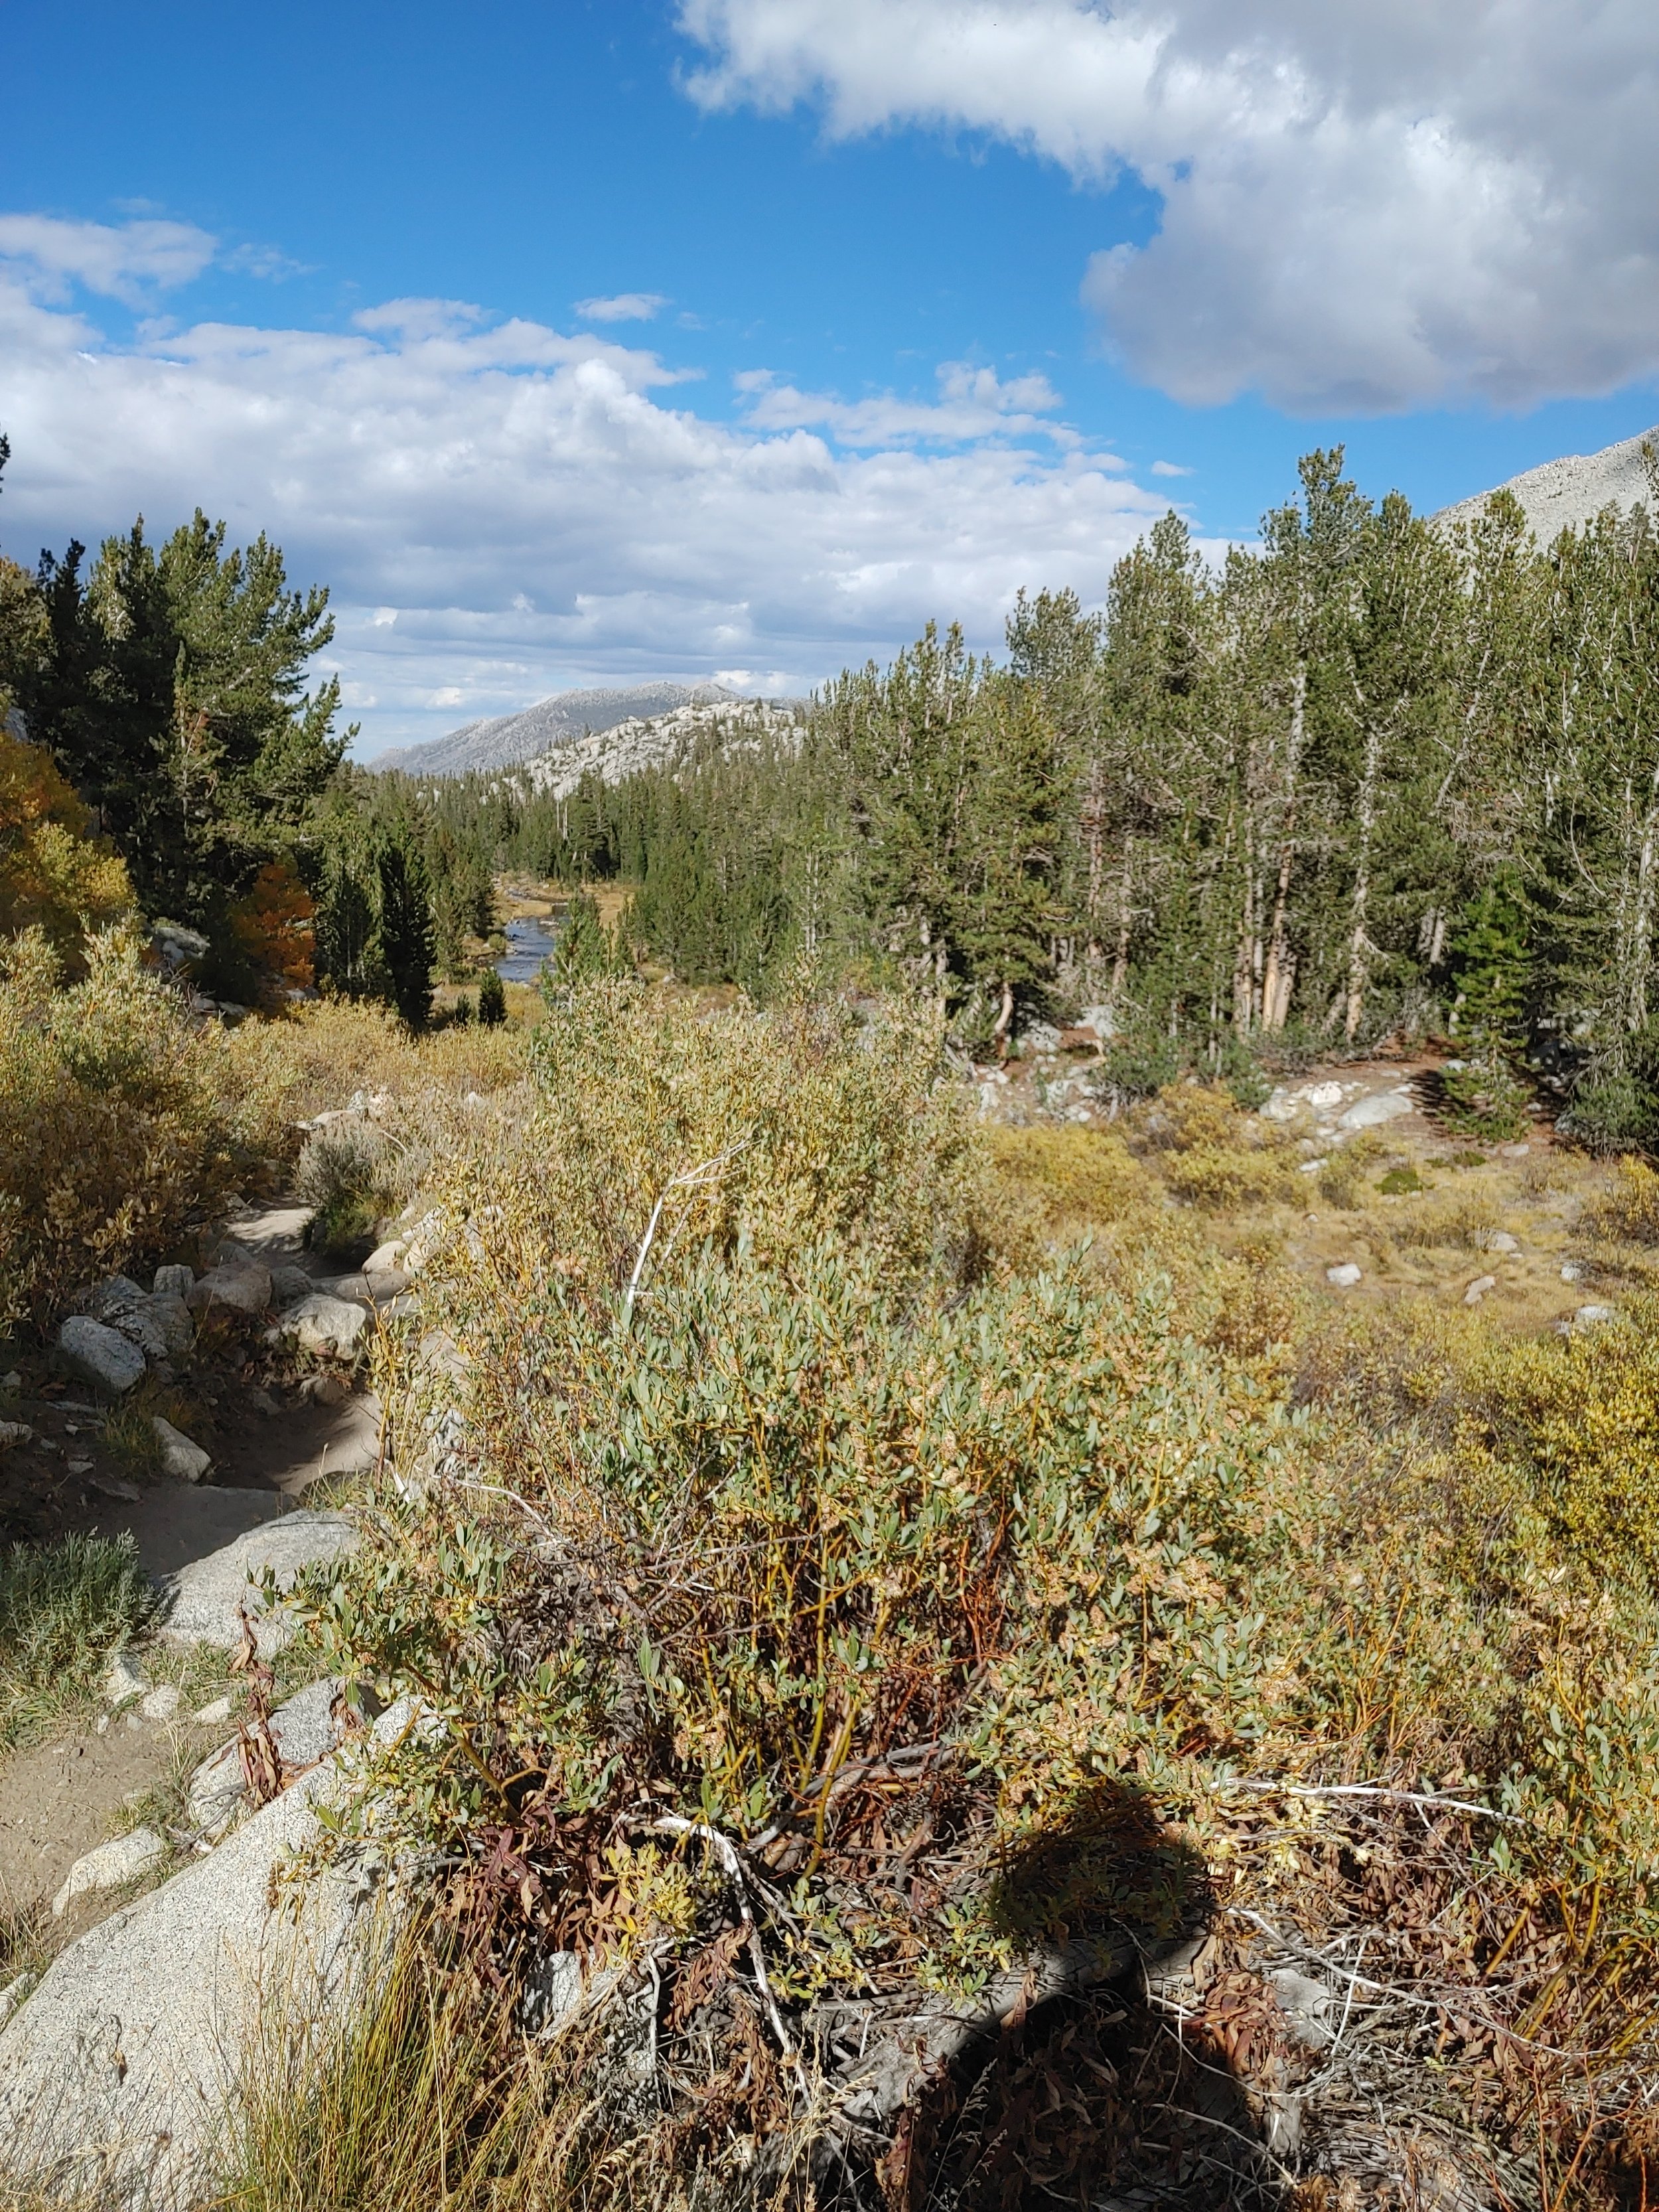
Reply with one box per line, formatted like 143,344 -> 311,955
496,913 -> 561,983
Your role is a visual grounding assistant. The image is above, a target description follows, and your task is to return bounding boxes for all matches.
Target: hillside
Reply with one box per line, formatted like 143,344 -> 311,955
371,680 -> 743,778
1437,421 -> 1658,539
509,696 -> 805,799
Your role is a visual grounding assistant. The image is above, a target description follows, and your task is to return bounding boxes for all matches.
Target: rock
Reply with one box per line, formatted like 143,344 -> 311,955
52,1827 -> 169,1917
245,1385 -> 281,1417
1488,1231 -> 1520,1254
1014,1022 -> 1062,1058
1268,1967 -> 1335,2051
161,1511 -> 355,1655
151,921 -> 209,972
186,1260 -> 272,1319
1297,1157 -> 1327,1175
83,1274 -> 148,1321
192,1696 -> 235,1726
91,1475 -> 141,1503
1561,1261 -> 1585,1282
1337,1090 -> 1414,1132
114,1293 -> 195,1362
0,1749 -> 392,2197
301,1372 -> 350,1407
140,1685 -> 181,1723
364,1239 -> 408,1274
186,1677 -> 345,1838
152,1416 -> 212,1484
273,1292 -> 370,1361
1464,1274 -> 1498,1305
56,1316 -> 147,1398
1574,1303 -> 1615,1328
1304,1081 -> 1346,1111
1498,1141 -> 1532,1158
105,1652 -> 148,1708
364,1269 -> 411,1302
1326,1263 -> 1363,1288
221,1205 -> 315,1256
153,1264 -> 194,1299
269,1262 -> 315,1309
0,1420 -> 32,1449
0,1370 -> 19,1391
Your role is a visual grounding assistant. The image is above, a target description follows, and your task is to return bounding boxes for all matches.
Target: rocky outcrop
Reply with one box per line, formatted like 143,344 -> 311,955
161,1511 -> 355,1655
56,1316 -> 146,1398
1437,423 -> 1659,542
0,1743 -> 394,2205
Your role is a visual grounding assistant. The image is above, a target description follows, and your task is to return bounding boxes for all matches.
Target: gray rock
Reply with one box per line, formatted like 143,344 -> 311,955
364,1269 -> 411,1302
1326,1262 -> 1363,1288
1488,1231 -> 1520,1254
0,1420 -> 33,1450
1464,1274 -> 1498,1306
0,1751 -> 391,2201
56,1317 -> 146,1398
315,1272 -> 372,1303
139,1686 -> 181,1723
115,1293 -> 194,1362
52,1828 -> 168,1917
153,1264 -> 194,1299
186,1260 -> 272,1319
161,1511 -> 355,1655
1574,1303 -> 1616,1328
105,1653 -> 148,1708
82,1275 -> 148,1321
152,1416 -> 211,1484
186,1677 -> 345,1838
1336,1090 -> 1414,1131
1561,1260 -> 1585,1282
274,1292 -> 370,1360
192,1696 -> 235,1726
269,1262 -> 315,1309
364,1238 -> 407,1274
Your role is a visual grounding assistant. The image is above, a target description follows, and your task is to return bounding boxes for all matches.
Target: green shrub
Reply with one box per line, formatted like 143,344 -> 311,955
0,1532 -> 158,1750
296,1118 -> 403,1258
476,970 -> 506,1027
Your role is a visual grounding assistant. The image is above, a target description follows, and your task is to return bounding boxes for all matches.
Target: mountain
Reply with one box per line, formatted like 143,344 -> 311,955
1437,425 -> 1658,540
370,681 -> 743,778
512,698 -> 806,800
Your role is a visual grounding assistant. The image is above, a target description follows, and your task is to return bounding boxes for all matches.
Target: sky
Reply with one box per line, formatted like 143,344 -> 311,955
2,0 -> 1657,757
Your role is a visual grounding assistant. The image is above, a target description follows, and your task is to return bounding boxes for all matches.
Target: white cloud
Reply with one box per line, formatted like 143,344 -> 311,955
576,291 -> 670,323
0,252 -> 1185,753
733,359 -> 1072,445
1150,459 -> 1192,477
0,214 -> 217,305
676,0 -> 1659,413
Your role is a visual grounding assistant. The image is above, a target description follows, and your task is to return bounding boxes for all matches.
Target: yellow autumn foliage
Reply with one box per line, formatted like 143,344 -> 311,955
0,723 -> 132,965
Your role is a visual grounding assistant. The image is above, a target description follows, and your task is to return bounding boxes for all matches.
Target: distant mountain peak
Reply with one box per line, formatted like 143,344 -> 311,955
1437,425 -> 1659,541
370,680 -> 743,778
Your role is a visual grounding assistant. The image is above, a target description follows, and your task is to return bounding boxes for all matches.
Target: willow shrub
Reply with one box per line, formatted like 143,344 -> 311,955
0,928 -> 292,1329
279,981 -> 1659,2018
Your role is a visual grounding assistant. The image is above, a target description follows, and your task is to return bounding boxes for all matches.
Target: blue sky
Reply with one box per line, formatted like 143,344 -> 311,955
3,0 -> 1656,753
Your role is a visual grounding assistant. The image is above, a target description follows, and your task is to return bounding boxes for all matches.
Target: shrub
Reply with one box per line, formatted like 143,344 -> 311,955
0,1532 -> 158,1750
476,970 -> 506,1027
0,928 -> 280,1328
295,1119 -> 403,1258
0,729 -> 133,972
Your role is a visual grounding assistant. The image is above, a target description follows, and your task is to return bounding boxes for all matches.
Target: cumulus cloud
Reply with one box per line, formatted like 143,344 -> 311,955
576,291 -> 670,323
0,250 -> 1182,752
676,0 -> 1659,413
0,213 -> 217,305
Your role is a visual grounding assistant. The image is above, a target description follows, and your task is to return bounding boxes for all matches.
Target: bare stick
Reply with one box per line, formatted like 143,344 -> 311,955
622,1140 -> 751,1329
652,1814 -> 795,2060
1218,1778 -> 1525,1826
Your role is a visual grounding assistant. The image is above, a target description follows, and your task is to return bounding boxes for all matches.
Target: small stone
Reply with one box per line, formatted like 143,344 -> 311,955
1464,1274 -> 1498,1305
1488,1232 -> 1520,1254
105,1652 -> 148,1708
1326,1263 -> 1363,1288
68,1458 -> 94,1475
1561,1261 -> 1585,1282
0,1420 -> 33,1450
52,1827 -> 168,1916
153,1264 -> 194,1299
91,1475 -> 141,1502
95,1714 -> 109,1735
152,1416 -> 212,1484
301,1372 -> 350,1407
56,1316 -> 146,1398
1297,1157 -> 1327,1175
192,1695 -> 234,1726
1303,1082 -> 1346,1110
140,1685 -> 182,1722
0,1370 -> 19,1391
244,1386 -> 280,1418
1574,1303 -> 1615,1327
1498,1142 -> 1532,1158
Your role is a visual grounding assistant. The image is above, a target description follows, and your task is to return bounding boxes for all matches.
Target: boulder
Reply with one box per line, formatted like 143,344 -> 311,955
151,1416 -> 212,1484
364,1238 -> 407,1274
56,1317 -> 146,1398
153,1264 -> 194,1300
186,1677 -> 345,1839
1337,1090 -> 1414,1132
82,1276 -> 148,1322
1326,1262 -> 1363,1289
1574,1303 -> 1616,1328
1463,1274 -> 1497,1306
52,1828 -> 168,1917
268,1262 -> 315,1309
115,1293 -> 194,1363
105,1653 -> 148,1708
273,1292 -> 370,1361
1488,1231 -> 1520,1254
161,1511 -> 355,1655
0,1749 -> 392,2201
186,1260 -> 271,1320
140,1686 -> 181,1723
